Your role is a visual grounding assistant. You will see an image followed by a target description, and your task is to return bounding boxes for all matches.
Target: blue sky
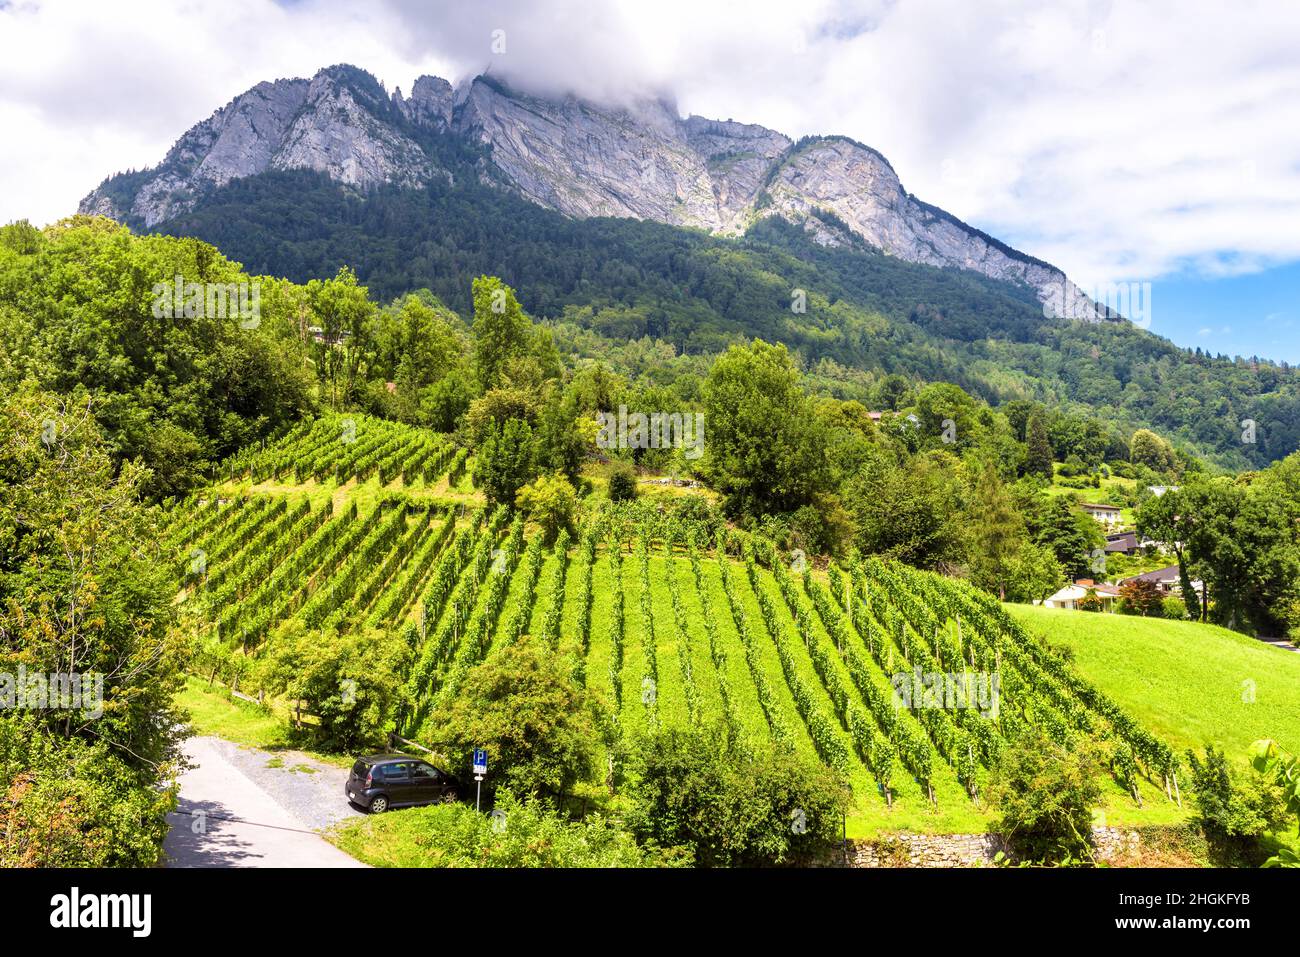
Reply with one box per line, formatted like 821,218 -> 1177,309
1148,262 -> 1300,365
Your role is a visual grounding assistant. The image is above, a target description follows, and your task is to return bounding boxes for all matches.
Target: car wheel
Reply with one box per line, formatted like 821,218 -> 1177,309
370,795 -> 388,814
441,789 -> 459,804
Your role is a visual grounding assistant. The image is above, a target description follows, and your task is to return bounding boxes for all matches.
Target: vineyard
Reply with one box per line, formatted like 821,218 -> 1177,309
165,414 -> 1186,835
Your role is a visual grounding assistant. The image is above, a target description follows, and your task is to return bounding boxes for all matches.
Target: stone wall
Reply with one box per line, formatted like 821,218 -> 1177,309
819,825 -> 1142,867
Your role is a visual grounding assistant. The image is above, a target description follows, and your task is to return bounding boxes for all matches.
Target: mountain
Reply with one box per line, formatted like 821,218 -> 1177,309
81,64 -> 1103,322
73,64 -> 1300,469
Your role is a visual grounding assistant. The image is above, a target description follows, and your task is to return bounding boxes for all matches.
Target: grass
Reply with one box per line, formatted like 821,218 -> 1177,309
327,806 -> 457,867
1007,605 -> 1300,760
175,675 -> 353,767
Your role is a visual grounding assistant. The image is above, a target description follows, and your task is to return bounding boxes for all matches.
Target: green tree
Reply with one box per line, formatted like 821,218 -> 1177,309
432,637 -> 611,800
471,276 -> 532,393
308,266 -> 376,409
515,474 -> 577,544
607,462 -> 639,502
1130,428 -> 1177,476
0,388 -> 185,864
967,460 -> 1026,600
844,451 -> 966,568
476,418 -> 537,508
1025,410 -> 1055,480
702,340 -> 830,517
988,732 -> 1104,864
259,624 -> 412,751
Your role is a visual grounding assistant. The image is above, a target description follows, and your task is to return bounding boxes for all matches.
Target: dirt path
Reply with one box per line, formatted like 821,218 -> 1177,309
164,736 -> 367,868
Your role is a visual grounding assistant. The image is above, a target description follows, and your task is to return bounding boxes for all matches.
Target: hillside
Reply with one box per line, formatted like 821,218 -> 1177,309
66,65 -> 1300,469
1008,605 -> 1300,761
172,414 -> 1210,838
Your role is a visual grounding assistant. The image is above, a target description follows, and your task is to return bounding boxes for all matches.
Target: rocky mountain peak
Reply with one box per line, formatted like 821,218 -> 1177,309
79,63 -> 1106,320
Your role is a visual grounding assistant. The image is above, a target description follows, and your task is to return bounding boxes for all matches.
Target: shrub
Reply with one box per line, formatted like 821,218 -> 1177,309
625,726 -> 850,867
987,732 -> 1104,864
1190,738 -> 1289,837
1250,739 -> 1300,866
607,463 -> 638,502
331,790 -> 685,867
0,717 -> 173,867
1161,596 -> 1190,620
1187,745 -> 1288,844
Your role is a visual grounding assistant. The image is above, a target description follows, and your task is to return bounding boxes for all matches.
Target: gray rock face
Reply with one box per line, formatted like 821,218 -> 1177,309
681,115 -> 791,234
395,75 -> 454,130
271,71 -> 427,191
454,80 -> 1100,317
453,79 -> 735,230
760,137 -> 1103,318
82,67 -> 432,227
79,65 -> 1104,319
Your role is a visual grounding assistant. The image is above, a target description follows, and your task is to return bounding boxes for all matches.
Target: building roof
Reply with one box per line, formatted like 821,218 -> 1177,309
1080,502 -> 1121,512
1105,532 -> 1138,552
1121,564 -> 1180,584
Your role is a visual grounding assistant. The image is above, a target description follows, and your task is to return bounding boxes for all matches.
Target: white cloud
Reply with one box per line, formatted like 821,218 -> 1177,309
3,0 -> 1299,291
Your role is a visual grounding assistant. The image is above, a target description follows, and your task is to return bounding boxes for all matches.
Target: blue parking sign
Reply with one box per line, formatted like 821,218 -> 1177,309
473,748 -> 488,774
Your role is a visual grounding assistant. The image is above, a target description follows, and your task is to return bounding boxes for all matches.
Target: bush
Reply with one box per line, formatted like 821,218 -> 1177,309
626,726 -> 850,867
1161,596 -> 1190,620
607,463 -> 638,502
1187,745 -> 1288,846
331,790 -> 685,867
987,732 -> 1104,864
0,717 -> 173,867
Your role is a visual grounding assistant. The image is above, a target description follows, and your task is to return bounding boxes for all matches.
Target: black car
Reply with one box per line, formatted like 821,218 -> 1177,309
346,754 -> 460,813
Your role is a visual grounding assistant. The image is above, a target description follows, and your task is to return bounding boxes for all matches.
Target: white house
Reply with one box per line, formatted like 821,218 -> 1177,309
1079,502 -> 1123,528
1040,580 -> 1121,612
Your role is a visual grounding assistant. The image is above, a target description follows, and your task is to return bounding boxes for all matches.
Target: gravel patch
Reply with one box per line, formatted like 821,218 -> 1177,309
208,737 -> 366,832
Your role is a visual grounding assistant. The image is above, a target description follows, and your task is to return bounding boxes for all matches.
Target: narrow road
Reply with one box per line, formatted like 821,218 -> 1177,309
164,736 -> 367,868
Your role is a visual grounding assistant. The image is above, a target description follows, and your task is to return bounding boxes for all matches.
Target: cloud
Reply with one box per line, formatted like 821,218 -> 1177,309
3,0 -> 1300,294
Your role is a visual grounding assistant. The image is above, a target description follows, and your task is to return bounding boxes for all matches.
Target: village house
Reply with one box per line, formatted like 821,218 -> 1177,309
1079,502 -> 1123,528
1119,564 -> 1204,598
1104,531 -> 1139,555
1040,579 -> 1121,612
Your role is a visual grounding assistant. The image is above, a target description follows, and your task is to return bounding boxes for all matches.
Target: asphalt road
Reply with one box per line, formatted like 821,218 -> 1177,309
163,736 -> 367,868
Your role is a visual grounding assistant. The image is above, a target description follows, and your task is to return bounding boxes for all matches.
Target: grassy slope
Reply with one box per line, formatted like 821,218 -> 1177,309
1008,605 -> 1300,760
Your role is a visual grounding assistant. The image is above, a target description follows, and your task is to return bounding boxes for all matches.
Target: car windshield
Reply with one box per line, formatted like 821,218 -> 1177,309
351,759 -> 369,778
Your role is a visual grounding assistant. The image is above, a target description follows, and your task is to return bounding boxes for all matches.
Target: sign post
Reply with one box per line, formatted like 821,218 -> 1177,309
472,748 -> 488,812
